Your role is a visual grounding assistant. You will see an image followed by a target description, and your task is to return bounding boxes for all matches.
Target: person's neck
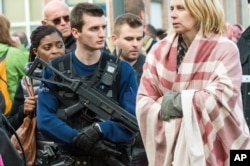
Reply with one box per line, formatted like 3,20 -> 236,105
181,36 -> 192,49
75,48 -> 101,65
120,56 -> 137,66
181,31 -> 197,49
63,34 -> 71,41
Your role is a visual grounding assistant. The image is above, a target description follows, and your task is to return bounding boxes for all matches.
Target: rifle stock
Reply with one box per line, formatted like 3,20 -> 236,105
27,57 -> 138,134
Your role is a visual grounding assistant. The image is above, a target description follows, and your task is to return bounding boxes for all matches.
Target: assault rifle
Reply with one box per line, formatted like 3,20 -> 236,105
26,57 -> 138,134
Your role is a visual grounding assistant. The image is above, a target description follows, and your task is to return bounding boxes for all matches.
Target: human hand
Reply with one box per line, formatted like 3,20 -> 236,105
160,91 -> 183,121
72,124 -> 102,152
23,95 -> 38,115
90,140 -> 121,157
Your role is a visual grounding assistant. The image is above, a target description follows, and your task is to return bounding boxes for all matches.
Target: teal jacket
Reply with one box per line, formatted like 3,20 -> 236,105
0,43 -> 28,100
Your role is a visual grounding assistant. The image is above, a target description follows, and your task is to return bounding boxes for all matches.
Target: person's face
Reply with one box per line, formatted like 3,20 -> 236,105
72,14 -> 106,51
43,5 -> 71,39
33,32 -> 65,62
112,24 -> 143,63
170,0 -> 198,36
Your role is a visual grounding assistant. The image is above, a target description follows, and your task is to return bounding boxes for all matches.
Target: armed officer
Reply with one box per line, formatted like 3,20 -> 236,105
111,13 -> 148,166
36,2 -> 138,166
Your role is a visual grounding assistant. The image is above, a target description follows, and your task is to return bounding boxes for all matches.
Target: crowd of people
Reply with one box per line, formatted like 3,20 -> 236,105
0,0 -> 250,166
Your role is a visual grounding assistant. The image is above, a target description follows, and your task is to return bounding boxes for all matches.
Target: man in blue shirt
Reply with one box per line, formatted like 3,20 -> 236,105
37,3 -> 138,166
111,13 -> 147,166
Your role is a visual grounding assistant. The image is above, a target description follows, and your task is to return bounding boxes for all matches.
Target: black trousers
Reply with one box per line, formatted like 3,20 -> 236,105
36,151 -> 128,166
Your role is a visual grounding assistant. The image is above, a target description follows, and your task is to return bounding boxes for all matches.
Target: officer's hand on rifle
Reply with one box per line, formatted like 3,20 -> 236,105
90,140 -> 121,157
72,123 -> 102,152
91,141 -> 125,166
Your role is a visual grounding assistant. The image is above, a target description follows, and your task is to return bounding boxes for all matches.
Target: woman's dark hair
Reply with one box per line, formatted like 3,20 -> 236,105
29,25 -> 63,62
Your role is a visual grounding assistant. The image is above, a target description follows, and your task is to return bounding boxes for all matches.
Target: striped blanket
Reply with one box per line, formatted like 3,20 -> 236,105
136,32 -> 250,166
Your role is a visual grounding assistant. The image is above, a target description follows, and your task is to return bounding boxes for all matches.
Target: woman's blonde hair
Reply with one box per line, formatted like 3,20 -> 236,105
182,0 -> 227,37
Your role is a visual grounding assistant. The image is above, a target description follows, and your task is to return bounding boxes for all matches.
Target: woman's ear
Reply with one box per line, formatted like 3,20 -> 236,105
32,48 -> 38,56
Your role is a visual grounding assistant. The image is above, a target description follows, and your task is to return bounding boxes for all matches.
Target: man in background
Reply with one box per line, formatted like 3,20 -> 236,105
237,25 -> 250,129
111,13 -> 147,166
145,24 -> 157,41
111,13 -> 145,84
41,0 -> 76,53
12,31 -> 29,50
124,0 -> 157,55
11,31 -> 29,59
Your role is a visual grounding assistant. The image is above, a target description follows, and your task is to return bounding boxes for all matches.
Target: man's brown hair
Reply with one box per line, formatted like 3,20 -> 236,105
113,13 -> 143,36
70,2 -> 104,32
124,0 -> 145,16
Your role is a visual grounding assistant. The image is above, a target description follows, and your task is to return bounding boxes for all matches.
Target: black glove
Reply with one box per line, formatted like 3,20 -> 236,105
91,141 -> 125,166
72,124 -> 102,152
160,91 -> 183,121
90,140 -> 121,157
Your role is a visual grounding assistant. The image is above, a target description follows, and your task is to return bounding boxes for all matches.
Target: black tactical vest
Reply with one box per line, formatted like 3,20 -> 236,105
49,51 -> 120,129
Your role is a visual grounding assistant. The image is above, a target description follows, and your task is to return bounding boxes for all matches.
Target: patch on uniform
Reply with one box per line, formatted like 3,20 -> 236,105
38,83 -> 50,93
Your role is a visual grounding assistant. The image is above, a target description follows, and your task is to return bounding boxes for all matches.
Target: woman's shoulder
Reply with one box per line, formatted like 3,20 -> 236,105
8,46 -> 26,55
0,46 -> 27,62
0,44 -> 27,60
0,43 -> 9,55
6,46 -> 28,63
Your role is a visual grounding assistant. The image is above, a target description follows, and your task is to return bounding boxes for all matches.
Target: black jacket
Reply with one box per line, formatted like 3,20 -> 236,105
133,54 -> 146,84
64,34 -> 76,54
237,25 -> 250,128
112,50 -> 145,84
6,81 -> 26,131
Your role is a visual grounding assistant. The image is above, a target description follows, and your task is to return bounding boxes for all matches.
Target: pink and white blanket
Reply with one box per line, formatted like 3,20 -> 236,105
136,32 -> 250,166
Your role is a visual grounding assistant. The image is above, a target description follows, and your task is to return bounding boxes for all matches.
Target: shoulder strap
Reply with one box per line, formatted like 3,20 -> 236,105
0,49 -> 9,62
0,48 -> 11,115
49,53 -> 74,107
51,52 -> 71,70
90,51 -> 120,101
51,52 -> 74,77
50,51 -> 120,101
0,114 -> 26,166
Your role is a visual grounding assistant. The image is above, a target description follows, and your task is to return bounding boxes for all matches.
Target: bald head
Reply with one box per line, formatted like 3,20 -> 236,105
42,0 -> 71,39
43,0 -> 69,19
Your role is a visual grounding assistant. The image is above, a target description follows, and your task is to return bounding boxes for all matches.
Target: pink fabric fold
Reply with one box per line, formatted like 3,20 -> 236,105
0,155 -> 4,166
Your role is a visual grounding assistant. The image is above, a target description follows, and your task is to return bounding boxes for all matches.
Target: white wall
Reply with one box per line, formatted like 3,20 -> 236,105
150,2 -> 162,28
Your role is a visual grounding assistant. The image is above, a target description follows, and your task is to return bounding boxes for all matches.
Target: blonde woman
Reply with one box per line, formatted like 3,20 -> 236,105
136,0 -> 250,165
